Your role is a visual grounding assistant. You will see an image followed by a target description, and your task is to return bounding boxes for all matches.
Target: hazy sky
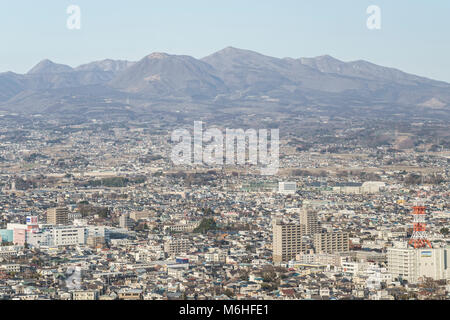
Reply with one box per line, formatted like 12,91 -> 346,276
1,0 -> 449,82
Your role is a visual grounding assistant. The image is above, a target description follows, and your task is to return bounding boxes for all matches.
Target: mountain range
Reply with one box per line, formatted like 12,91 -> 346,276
1,47 -> 449,117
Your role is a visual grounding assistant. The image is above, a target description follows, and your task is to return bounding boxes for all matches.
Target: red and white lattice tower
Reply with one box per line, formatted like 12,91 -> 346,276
408,205 -> 432,249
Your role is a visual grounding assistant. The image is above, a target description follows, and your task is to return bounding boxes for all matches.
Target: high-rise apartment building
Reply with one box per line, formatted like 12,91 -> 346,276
273,220 -> 307,263
119,213 -> 133,229
46,206 -> 69,225
164,238 -> 190,256
300,208 -> 320,235
313,232 -> 350,254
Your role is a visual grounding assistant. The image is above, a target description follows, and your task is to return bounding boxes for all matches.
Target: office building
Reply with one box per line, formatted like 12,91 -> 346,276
387,245 -> 450,283
0,229 -> 13,243
27,226 -> 87,247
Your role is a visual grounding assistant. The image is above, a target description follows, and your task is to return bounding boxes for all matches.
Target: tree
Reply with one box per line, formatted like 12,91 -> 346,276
223,289 -> 234,298
193,218 -> 217,234
440,228 -> 449,236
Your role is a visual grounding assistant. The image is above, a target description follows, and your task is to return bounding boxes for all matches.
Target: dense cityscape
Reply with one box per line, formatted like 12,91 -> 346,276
1,2 -> 449,307
0,114 -> 448,300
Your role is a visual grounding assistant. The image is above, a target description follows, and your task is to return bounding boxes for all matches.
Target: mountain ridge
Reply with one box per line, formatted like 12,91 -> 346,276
1,47 -> 449,117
